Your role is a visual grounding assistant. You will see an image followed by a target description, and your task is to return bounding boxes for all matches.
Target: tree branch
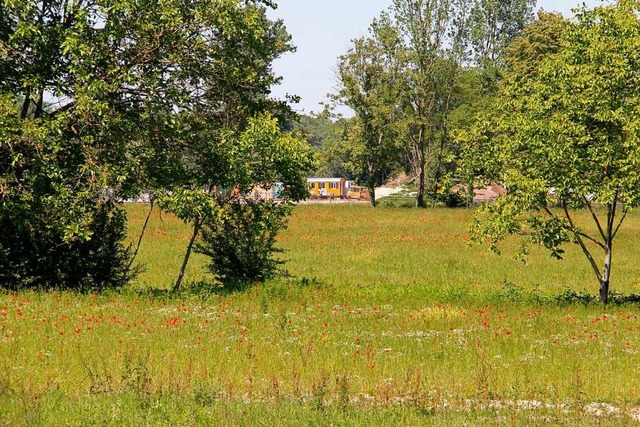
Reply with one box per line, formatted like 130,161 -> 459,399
576,231 -> 606,250
583,196 -> 607,241
562,200 -> 602,282
576,233 -> 603,282
612,207 -> 628,240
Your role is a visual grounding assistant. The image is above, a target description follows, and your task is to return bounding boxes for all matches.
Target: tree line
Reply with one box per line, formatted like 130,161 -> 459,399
303,0 -> 534,207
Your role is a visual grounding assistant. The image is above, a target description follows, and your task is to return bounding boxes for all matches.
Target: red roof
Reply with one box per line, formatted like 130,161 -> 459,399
473,182 -> 505,203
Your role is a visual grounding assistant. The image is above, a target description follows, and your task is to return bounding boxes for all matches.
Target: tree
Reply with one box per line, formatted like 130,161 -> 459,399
158,110 -> 313,291
332,1 -> 535,209
0,0 -> 312,291
292,111 -> 352,178
138,1 -> 315,291
315,117 -> 354,179
0,0 -> 144,290
469,0 -> 536,66
463,0 -> 640,303
196,115 -> 312,290
390,0 -> 473,207
335,15 -> 404,206
453,11 -> 564,206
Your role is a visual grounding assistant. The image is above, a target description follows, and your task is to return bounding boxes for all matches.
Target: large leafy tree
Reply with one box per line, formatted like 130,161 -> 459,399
464,0 -> 640,303
0,0 -> 311,290
161,113 -> 313,291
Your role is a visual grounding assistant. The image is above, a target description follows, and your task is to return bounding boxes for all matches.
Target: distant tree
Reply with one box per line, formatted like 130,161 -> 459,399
335,15 -> 404,206
502,11 -> 568,77
389,0 -> 473,207
463,0 -> 640,303
452,11 -> 556,205
296,113 -> 335,151
316,117 -> 354,179
469,0 -> 536,66
331,0 -> 535,209
293,111 -> 352,178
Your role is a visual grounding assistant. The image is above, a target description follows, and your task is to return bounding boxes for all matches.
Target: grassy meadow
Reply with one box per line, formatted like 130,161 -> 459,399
2,203 -> 640,425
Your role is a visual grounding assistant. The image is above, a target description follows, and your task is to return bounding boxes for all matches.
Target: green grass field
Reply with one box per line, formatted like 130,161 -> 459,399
2,204 -> 640,425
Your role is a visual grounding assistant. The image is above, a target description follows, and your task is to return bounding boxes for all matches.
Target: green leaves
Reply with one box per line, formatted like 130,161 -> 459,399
1,0 -> 309,290
334,16 -> 406,204
196,200 -> 291,289
463,1 -> 640,301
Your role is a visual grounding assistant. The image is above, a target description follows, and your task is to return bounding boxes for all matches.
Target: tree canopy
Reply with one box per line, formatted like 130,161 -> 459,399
464,0 -> 640,303
334,15 -> 404,206
0,0 -> 312,291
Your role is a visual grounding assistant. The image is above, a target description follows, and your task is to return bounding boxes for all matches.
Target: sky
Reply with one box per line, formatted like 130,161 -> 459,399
267,0 -> 606,116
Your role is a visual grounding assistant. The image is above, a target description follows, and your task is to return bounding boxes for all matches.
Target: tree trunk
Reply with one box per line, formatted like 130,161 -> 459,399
20,88 -> 31,120
600,248 -> 612,304
127,198 -> 154,272
564,198 -> 624,305
432,90 -> 454,208
431,133 -> 446,208
174,217 -> 201,292
416,125 -> 427,208
368,185 -> 376,207
34,87 -> 44,119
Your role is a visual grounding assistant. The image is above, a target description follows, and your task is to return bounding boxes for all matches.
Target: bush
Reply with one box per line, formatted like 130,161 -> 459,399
0,201 -> 135,291
196,201 -> 290,290
438,190 -> 467,208
377,191 -> 467,208
377,195 -> 416,208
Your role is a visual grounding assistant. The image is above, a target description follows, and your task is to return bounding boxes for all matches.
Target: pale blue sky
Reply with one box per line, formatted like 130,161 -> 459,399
268,0 -> 606,115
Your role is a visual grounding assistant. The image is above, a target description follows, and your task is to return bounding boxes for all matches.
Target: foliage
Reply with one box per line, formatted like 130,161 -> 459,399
463,0 -> 640,303
330,0 -> 535,208
293,112 -> 353,178
334,14 -> 405,206
468,0 -> 536,66
0,81 -> 134,290
295,112 -> 336,150
334,0 -> 535,208
0,0 -> 311,291
158,112 -> 313,291
0,199 -> 134,291
390,0 -> 472,207
196,201 -> 291,290
503,11 -> 569,77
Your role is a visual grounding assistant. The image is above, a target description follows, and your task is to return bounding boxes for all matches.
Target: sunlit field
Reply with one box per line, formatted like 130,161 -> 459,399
2,204 -> 640,425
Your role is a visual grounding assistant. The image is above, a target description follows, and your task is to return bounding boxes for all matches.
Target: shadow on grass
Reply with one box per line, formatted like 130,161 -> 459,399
128,275 -> 327,301
489,280 -> 640,307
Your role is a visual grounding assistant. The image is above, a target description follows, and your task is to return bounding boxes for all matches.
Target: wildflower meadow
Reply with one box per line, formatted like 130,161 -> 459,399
2,204 -> 640,425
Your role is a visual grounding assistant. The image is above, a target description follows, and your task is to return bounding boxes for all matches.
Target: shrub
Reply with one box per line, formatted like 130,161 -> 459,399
0,201 -> 135,291
196,201 -> 290,290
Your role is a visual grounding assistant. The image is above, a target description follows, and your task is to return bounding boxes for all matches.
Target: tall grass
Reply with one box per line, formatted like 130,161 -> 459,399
1,204 -> 640,425
281,204 -> 640,303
